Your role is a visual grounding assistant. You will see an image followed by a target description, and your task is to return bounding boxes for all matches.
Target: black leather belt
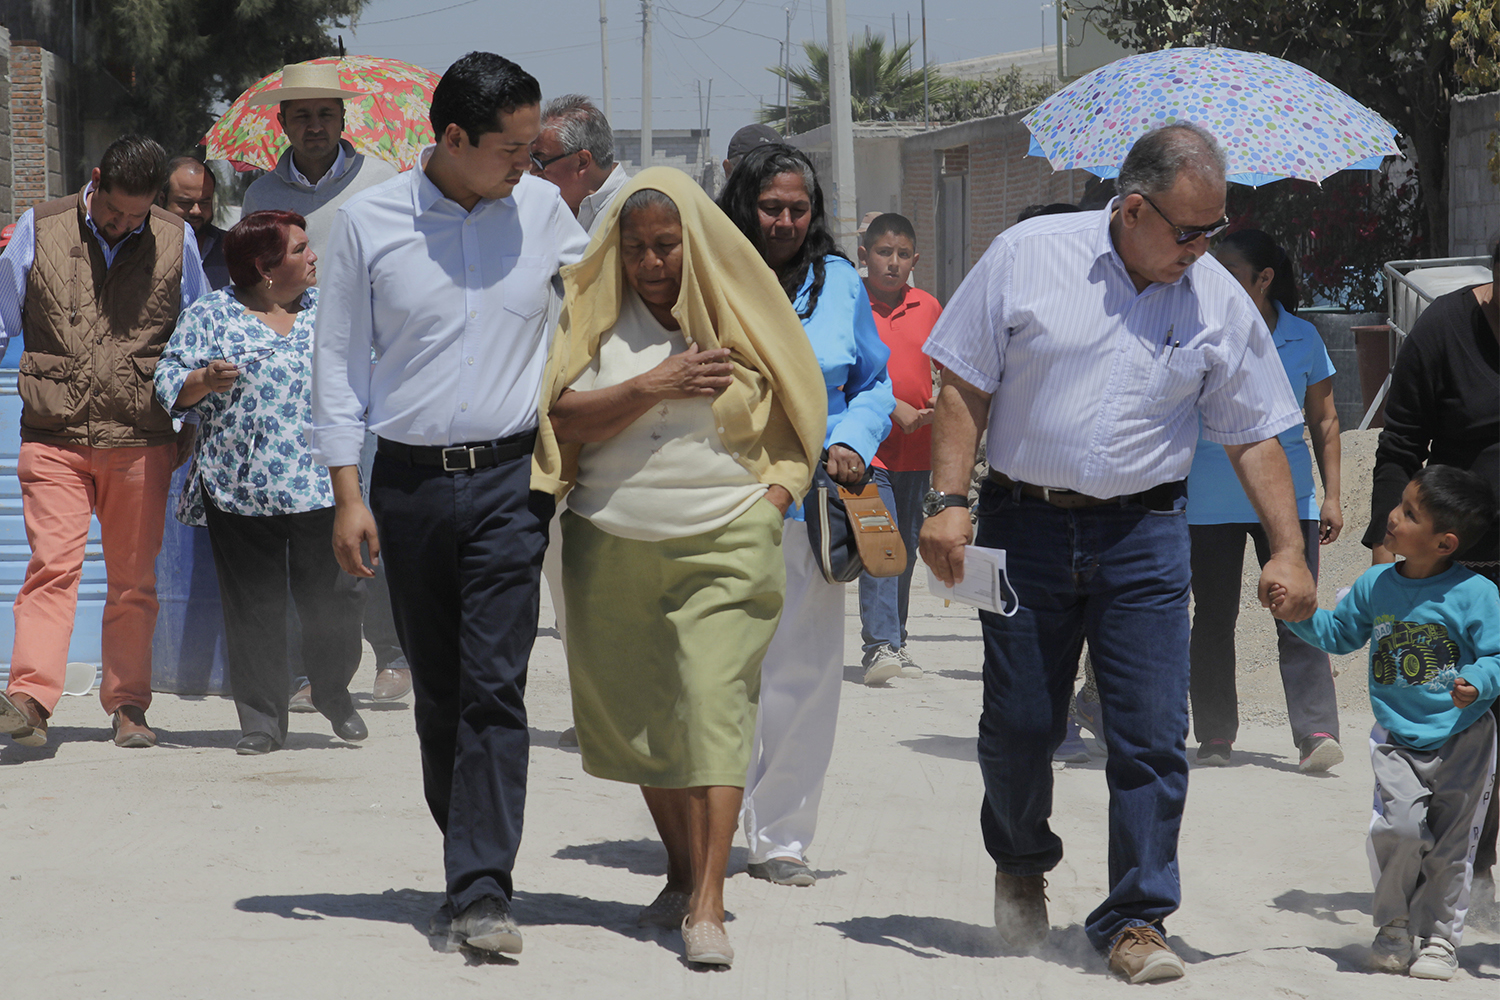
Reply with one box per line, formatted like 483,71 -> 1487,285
989,470 -> 1182,511
377,431 -> 537,473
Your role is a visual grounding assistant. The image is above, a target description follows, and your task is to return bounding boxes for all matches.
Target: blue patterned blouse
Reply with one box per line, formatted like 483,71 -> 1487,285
155,286 -> 334,526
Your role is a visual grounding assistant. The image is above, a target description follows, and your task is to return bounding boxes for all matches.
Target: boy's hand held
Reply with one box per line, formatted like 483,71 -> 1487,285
1452,678 -> 1478,709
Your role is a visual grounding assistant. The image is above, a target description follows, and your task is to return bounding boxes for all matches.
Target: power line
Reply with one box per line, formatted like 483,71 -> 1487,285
657,1 -> 782,43
355,0 -> 481,26
654,0 -> 752,40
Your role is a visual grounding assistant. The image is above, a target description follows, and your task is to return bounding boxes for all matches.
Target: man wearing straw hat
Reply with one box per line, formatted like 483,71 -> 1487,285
242,61 -> 410,709
240,61 -> 399,259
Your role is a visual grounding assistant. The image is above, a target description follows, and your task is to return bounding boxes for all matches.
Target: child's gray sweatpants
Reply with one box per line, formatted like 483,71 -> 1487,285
1369,711 -> 1497,944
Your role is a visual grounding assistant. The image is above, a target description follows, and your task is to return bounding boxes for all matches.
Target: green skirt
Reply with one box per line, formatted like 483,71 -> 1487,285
561,501 -> 785,788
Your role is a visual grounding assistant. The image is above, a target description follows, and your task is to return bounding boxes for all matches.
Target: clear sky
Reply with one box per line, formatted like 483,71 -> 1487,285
339,0 -> 1059,159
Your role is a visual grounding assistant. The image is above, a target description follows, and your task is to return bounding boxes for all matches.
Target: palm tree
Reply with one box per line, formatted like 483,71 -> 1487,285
761,30 -> 940,134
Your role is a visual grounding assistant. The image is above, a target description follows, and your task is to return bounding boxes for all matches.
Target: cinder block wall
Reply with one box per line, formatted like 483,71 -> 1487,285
1449,91 -> 1500,257
900,113 -> 1088,302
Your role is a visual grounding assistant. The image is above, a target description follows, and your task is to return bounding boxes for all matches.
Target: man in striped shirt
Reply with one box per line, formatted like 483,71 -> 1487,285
918,123 -> 1316,983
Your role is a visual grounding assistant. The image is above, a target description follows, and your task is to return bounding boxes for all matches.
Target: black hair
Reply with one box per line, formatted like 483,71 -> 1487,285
1490,234 -> 1499,266
716,143 -> 846,320
430,52 -> 541,147
98,135 -> 168,197
1411,465 -> 1498,557
862,212 -> 915,248
1217,228 -> 1299,315
1016,202 -> 1081,224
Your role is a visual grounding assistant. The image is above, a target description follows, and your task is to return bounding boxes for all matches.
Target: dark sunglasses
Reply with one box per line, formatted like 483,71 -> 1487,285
529,149 -> 573,173
223,347 -> 275,368
1140,193 -> 1230,245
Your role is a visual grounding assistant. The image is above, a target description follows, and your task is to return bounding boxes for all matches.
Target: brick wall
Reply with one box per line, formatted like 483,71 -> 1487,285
0,26 -> 11,224
900,112 -> 1091,302
11,43 -> 47,212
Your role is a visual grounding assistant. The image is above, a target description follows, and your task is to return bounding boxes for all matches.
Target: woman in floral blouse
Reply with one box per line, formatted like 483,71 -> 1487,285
155,210 -> 366,755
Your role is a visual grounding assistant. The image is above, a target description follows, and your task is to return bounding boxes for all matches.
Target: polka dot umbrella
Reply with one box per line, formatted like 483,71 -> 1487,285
203,56 -> 440,172
1022,47 -> 1401,187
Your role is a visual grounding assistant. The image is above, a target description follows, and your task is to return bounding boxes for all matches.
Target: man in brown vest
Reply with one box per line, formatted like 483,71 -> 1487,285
0,135 -> 208,749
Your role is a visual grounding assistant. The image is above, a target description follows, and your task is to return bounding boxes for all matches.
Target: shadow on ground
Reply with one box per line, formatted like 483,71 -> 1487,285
554,838 -> 770,879
0,725 -> 358,760
1272,888 -> 1371,924
901,733 -> 976,762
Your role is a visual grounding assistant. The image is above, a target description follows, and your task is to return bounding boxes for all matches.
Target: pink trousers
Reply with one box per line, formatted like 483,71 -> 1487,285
7,441 -> 172,715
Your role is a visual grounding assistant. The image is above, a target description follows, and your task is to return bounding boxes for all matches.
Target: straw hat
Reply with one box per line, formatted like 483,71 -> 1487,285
247,62 -> 379,106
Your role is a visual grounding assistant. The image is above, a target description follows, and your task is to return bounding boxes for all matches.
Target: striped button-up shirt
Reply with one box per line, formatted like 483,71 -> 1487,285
0,182 -> 210,356
309,153 -> 589,468
924,202 -> 1302,498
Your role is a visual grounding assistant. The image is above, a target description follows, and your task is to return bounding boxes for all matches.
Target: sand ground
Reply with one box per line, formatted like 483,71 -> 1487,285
2,430 -> 1497,998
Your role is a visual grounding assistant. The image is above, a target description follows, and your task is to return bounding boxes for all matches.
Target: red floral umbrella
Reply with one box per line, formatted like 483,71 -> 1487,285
203,56 -> 440,172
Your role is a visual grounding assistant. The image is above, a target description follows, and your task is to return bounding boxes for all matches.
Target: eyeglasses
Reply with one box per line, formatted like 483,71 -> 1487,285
1140,193 -> 1230,245
529,149 -> 573,173
222,347 -> 275,368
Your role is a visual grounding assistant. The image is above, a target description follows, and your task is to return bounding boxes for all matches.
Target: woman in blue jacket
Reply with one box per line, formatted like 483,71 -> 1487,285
719,145 -> 895,887
1188,229 -> 1343,771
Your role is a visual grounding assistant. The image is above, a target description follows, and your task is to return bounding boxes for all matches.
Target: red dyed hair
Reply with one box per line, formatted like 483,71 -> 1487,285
224,209 -> 308,289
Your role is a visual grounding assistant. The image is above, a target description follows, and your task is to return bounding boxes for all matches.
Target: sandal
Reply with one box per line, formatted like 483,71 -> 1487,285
681,915 -> 734,966
636,888 -> 692,928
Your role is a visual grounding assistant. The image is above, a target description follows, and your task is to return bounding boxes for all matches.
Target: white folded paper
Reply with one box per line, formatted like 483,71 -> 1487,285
926,545 -> 1019,616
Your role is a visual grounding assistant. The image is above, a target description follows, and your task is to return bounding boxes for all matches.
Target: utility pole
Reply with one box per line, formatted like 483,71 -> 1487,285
825,0 -> 858,257
784,7 -> 793,133
641,0 -> 653,168
920,0 -> 929,129
600,0 -> 611,120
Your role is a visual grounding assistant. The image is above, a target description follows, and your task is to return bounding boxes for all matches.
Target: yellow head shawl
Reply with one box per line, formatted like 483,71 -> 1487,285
532,167 -> 826,499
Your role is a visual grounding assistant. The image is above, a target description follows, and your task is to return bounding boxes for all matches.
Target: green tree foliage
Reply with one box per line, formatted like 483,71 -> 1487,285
760,30 -> 936,133
1067,0 -> 1493,257
930,66 -> 1056,123
91,0 -> 369,156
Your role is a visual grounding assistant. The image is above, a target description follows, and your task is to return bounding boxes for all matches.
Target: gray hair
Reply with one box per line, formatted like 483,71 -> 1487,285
1116,123 -> 1227,198
541,94 -> 615,167
618,188 -> 679,224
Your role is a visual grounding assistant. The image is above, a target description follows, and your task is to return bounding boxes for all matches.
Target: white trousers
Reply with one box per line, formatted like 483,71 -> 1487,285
742,526 -> 846,863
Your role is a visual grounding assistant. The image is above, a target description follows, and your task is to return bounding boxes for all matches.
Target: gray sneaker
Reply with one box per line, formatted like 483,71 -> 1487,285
1408,936 -> 1458,980
1369,919 -> 1411,973
451,896 -> 523,954
862,644 -> 901,686
745,857 -> 816,886
894,646 -> 924,678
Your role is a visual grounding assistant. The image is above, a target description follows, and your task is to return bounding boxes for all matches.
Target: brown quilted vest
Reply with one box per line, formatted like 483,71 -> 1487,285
19,187 -> 185,447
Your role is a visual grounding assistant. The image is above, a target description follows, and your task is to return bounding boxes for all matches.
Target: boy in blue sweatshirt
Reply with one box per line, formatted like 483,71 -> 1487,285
1275,465 -> 1499,981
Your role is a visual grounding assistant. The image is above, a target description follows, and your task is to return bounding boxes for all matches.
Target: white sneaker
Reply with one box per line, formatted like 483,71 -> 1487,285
862,644 -> 901,686
1370,919 -> 1411,973
1408,936 -> 1458,980
894,646 -> 923,678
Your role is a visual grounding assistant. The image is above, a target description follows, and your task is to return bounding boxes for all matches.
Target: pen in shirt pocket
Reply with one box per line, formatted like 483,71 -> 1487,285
1162,324 -> 1180,363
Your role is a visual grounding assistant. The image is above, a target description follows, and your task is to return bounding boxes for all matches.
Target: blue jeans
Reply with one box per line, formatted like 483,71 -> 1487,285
973,479 -> 1190,952
858,468 -> 930,653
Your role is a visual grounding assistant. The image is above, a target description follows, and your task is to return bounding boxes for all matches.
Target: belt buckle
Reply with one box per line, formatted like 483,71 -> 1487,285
441,446 -> 474,472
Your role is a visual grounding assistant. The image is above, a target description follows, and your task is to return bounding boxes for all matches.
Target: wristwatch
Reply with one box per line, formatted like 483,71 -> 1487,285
923,489 -> 969,517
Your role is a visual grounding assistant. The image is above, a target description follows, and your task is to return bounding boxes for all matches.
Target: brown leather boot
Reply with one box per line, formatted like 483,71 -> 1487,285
3,691 -> 48,747
112,705 -> 156,748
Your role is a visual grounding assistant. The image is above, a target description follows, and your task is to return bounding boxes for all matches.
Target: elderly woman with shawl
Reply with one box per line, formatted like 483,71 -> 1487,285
533,168 -> 825,967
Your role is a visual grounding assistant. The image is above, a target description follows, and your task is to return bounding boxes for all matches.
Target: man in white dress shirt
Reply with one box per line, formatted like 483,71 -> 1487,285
918,124 -> 1317,983
529,94 -> 628,238
310,51 -> 588,956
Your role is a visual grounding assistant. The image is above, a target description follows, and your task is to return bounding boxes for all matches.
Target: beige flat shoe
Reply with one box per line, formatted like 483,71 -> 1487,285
681,916 -> 733,966
636,888 -> 692,928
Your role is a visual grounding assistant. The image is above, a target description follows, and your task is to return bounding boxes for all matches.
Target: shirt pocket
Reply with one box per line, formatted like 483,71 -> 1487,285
499,255 -> 550,320
1142,346 -> 1210,415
